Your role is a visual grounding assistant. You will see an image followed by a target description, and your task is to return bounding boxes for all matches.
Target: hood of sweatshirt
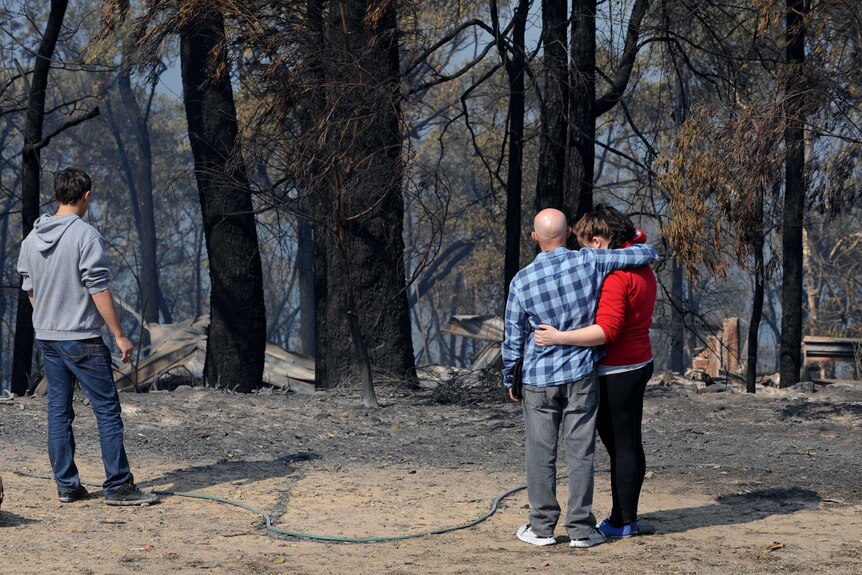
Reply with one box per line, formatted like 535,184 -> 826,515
30,214 -> 82,253
618,228 -> 647,249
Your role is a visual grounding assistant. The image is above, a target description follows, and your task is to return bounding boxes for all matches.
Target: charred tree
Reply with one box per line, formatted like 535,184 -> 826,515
552,0 -> 650,222
104,64 -> 171,346
311,0 -> 415,390
116,68 -> 167,330
567,0 -> 598,222
746,190 -> 767,394
779,0 -> 807,387
296,0 -> 324,360
11,0 -> 68,396
493,0 -> 529,295
297,216 -> 315,357
668,69 -> 689,375
669,258 -> 686,373
0,163 -> 18,383
535,0 -> 568,214
179,8 -> 266,392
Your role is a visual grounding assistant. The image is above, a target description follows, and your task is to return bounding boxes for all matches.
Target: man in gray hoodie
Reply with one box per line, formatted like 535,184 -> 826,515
17,167 -> 157,506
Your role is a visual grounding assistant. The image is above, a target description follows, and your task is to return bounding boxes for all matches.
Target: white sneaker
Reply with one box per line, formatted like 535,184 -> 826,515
516,524 -> 556,546
569,528 -> 608,548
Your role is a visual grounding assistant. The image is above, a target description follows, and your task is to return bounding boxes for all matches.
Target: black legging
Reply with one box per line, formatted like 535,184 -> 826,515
596,361 -> 654,527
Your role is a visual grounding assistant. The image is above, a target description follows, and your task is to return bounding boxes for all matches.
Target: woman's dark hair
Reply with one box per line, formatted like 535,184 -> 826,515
574,204 -> 637,249
54,168 -> 91,205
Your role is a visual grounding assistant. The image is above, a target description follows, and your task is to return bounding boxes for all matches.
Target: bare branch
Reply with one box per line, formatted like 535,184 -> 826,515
595,0 -> 651,116
26,107 -> 101,152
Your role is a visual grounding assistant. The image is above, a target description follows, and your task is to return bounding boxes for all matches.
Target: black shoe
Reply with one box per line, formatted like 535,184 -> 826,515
58,484 -> 89,503
104,483 -> 159,506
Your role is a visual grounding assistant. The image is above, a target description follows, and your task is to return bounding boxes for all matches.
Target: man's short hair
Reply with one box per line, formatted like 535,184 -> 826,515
54,168 -> 91,205
574,204 -> 637,248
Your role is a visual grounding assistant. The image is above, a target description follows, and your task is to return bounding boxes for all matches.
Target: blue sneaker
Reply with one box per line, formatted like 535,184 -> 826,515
596,517 -> 639,538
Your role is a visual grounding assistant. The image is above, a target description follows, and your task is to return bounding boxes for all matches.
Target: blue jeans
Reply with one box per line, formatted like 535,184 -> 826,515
37,338 -> 132,494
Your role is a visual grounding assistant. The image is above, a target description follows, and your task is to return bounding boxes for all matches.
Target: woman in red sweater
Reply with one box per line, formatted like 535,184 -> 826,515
534,204 -> 657,539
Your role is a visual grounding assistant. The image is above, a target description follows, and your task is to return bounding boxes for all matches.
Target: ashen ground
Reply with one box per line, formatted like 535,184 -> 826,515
1,378 -> 861,574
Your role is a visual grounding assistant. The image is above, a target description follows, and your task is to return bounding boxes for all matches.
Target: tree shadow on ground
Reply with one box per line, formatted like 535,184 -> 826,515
0,511 -> 40,527
779,401 -> 862,420
136,452 -> 321,493
638,487 -> 821,536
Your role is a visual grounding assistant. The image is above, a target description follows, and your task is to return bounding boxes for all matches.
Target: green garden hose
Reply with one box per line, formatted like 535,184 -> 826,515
15,471 -> 557,544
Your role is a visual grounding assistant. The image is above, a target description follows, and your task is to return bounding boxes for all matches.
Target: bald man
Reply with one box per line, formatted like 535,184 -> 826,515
503,208 -> 657,548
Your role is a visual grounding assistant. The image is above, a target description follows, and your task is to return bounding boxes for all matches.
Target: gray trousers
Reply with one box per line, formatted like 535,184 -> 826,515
522,373 -> 598,539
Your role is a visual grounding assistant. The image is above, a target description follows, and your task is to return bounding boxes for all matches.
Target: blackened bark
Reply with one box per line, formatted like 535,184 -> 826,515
313,0 -> 415,388
117,69 -> 162,330
669,257 -> 686,373
779,0 -> 806,388
339,210 -> 378,407
747,222 -> 765,394
179,8 -> 266,392
11,0 -> 68,396
0,171 -> 17,382
312,215 -> 330,378
499,0 -> 529,296
297,216 -> 315,357
535,0 -> 568,213
346,307 -> 377,407
194,224 -> 205,319
567,0 -> 597,222
290,7 -> 316,359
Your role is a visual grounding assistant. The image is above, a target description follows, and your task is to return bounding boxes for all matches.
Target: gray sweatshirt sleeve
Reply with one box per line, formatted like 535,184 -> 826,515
80,236 -> 112,294
17,244 -> 32,292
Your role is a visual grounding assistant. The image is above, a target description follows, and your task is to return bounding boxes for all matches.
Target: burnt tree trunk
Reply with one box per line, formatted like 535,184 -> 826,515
193,224 -> 205,319
312,0 -> 415,389
564,0 -> 650,222
0,170 -> 18,383
105,66 -> 169,347
297,0 -> 323,361
669,64 -> 689,374
117,68 -> 164,330
746,191 -> 766,394
179,8 -> 266,392
297,216 -> 316,357
11,0 -> 68,396
494,0 -> 529,296
779,0 -> 807,388
567,0 -> 597,222
669,258 -> 686,373
535,0 -> 568,213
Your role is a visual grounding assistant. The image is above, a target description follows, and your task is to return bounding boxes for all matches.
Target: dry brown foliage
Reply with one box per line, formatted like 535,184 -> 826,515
659,101 -> 784,279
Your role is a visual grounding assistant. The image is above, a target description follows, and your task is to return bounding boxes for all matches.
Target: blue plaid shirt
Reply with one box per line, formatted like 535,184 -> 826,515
502,244 -> 658,388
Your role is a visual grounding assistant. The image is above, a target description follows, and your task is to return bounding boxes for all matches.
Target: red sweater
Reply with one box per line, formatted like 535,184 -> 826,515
596,234 -> 657,366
